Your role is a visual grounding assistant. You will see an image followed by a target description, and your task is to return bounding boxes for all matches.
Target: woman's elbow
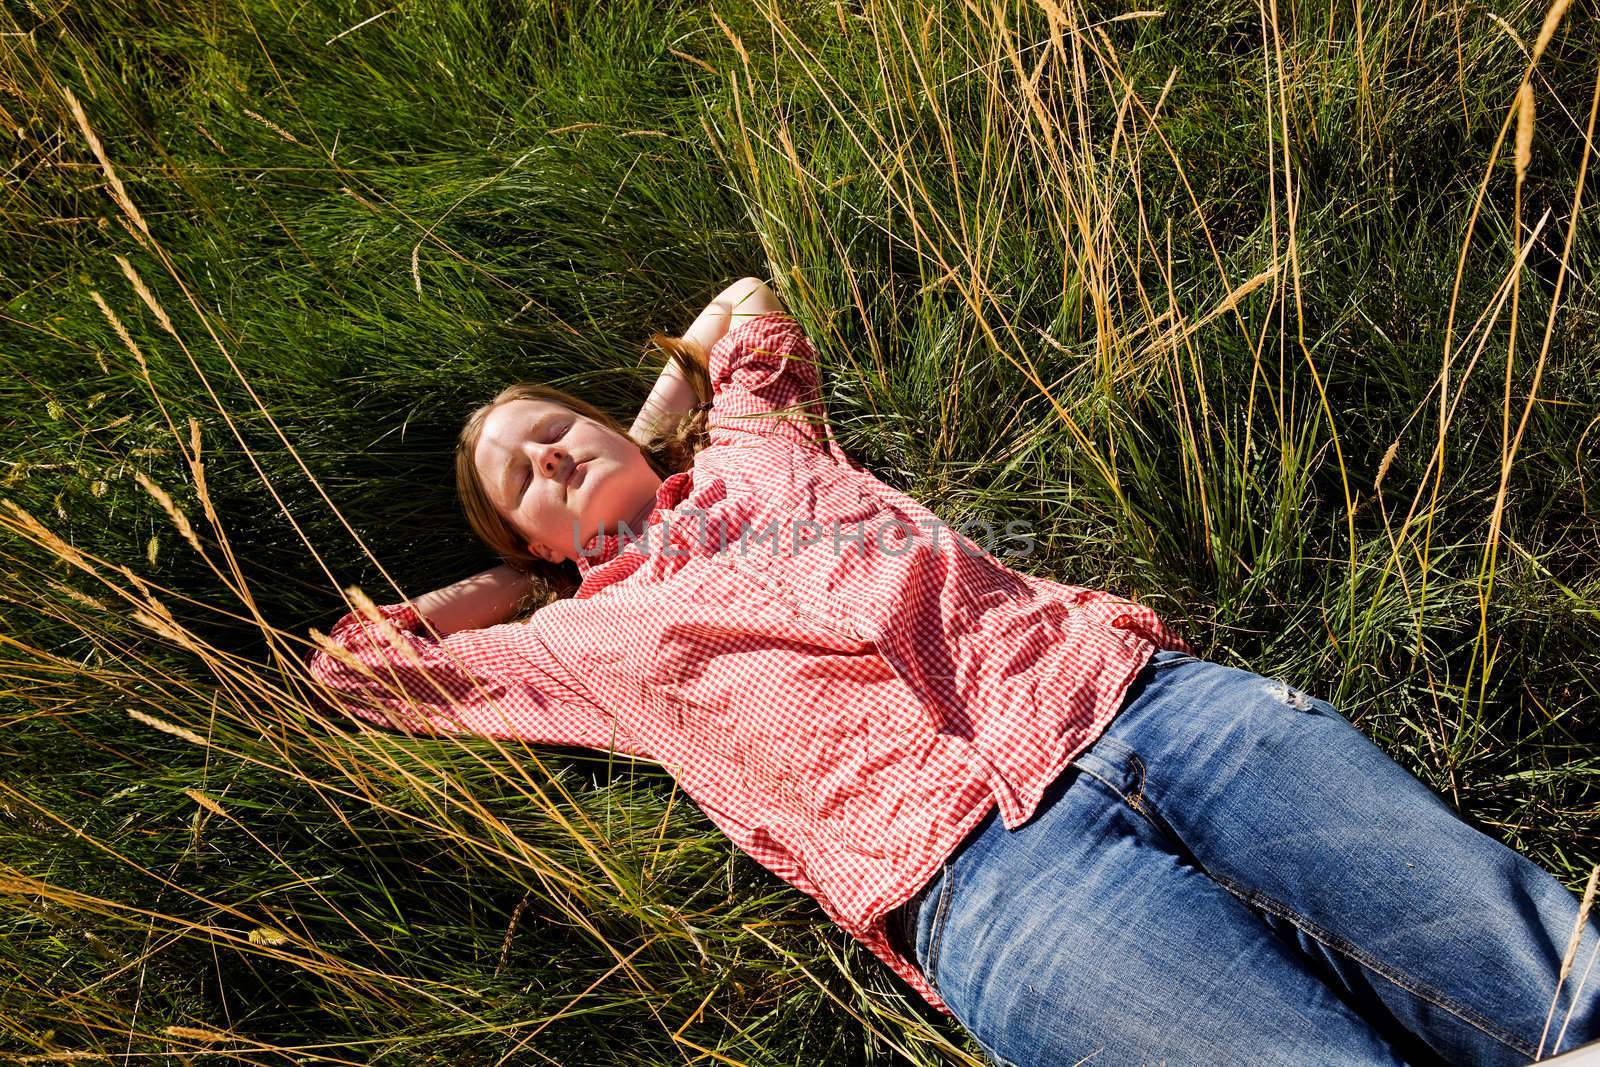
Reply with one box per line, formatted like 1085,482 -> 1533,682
721,276 -> 782,317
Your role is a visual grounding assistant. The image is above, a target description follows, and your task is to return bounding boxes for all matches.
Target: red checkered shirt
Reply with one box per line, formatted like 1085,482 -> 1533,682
308,312 -> 1193,1017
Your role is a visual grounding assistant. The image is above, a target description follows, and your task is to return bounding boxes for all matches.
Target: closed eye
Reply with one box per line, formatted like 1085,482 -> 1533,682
517,422 -> 570,498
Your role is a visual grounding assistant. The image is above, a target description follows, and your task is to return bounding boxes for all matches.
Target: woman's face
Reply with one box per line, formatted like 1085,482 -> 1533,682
472,399 -> 663,564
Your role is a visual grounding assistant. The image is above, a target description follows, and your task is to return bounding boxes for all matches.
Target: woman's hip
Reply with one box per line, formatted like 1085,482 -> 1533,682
905,687 -> 1416,1065
908,652 -> 1600,1065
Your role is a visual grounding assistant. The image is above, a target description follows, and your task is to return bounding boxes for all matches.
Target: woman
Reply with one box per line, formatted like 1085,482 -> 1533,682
308,277 -> 1599,1066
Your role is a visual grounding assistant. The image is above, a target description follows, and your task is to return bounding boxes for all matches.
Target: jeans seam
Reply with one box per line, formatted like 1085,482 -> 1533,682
972,1031 -> 1021,1067
1203,866 -> 1539,1060
919,859 -> 1023,1067
940,982 -> 1025,1067
924,860 -> 957,996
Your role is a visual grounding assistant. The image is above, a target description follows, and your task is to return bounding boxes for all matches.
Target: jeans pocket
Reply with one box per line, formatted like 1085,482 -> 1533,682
1069,735 -> 1198,864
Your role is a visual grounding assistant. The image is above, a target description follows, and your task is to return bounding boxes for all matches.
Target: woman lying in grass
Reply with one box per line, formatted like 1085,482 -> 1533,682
309,277 -> 1598,1066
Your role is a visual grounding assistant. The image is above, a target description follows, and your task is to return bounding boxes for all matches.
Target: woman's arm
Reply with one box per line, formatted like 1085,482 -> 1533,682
409,563 -> 538,637
307,584 -> 653,757
628,277 -> 784,444
628,354 -> 701,445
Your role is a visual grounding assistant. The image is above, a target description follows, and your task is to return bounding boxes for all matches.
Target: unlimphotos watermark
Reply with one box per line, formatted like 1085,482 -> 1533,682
573,509 -> 1037,559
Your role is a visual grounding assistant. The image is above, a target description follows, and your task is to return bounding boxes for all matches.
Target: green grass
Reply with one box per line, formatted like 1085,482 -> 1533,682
2,0 -> 1597,1061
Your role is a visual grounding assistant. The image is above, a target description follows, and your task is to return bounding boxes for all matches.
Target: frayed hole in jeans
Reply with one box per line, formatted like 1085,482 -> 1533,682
1265,677 -> 1313,710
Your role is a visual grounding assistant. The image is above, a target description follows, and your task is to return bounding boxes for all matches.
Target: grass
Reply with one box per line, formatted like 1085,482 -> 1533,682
1,0 -> 1598,1061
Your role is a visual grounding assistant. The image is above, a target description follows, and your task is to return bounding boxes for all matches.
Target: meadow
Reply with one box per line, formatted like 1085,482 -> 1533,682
2,0 -> 1598,1062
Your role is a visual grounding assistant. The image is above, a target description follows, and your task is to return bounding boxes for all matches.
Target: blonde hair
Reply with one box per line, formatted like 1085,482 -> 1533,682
454,334 -> 713,606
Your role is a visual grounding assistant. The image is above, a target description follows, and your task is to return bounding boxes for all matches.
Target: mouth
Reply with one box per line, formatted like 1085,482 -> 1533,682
565,460 -> 587,495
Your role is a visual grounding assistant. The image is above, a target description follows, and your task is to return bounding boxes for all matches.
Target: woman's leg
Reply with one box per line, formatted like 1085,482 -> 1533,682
910,666 -> 1419,1066
1051,650 -> 1600,1065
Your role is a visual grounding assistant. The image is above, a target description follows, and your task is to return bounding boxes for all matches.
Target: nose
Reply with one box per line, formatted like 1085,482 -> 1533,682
525,438 -> 569,485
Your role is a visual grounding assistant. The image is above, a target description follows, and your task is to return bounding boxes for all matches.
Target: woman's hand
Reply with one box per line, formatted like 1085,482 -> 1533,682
627,277 -> 784,445
409,563 -> 540,637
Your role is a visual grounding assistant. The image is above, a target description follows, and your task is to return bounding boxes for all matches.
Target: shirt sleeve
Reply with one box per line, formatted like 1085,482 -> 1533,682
706,312 -> 865,472
306,600 -> 653,759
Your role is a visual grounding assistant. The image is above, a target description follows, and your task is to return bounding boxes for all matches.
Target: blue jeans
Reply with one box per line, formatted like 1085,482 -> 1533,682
906,650 -> 1600,1066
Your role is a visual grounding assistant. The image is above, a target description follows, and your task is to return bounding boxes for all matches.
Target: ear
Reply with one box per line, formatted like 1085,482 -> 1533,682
528,541 -> 553,564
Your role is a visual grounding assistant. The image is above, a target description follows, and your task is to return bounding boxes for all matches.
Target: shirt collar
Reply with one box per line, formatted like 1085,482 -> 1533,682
573,470 -> 694,578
